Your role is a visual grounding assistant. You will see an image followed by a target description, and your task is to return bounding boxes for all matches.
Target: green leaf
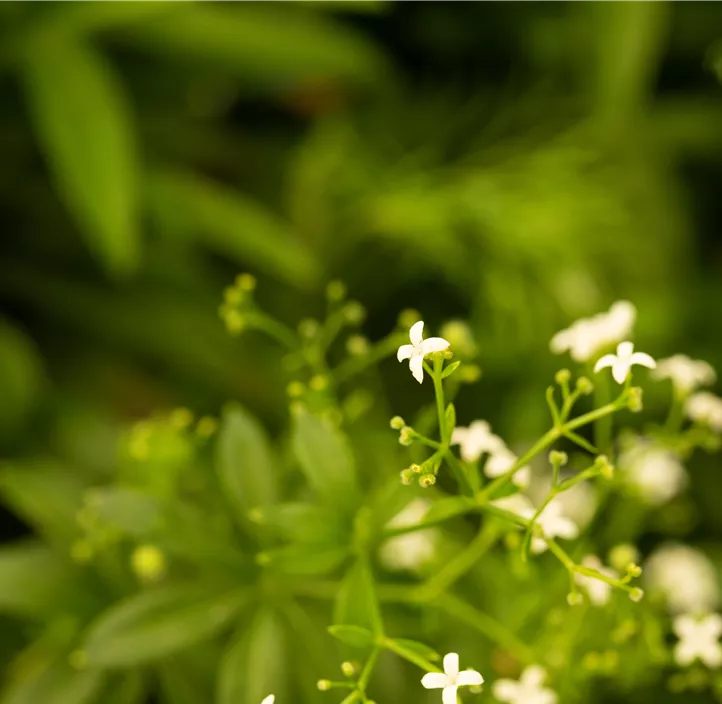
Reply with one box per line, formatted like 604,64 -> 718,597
21,39 -> 140,276
0,541 -> 75,617
291,407 -> 359,511
251,502 -> 346,544
125,5 -> 388,87
388,638 -> 440,663
82,584 -> 247,667
444,402 -> 456,439
0,659 -> 104,704
0,460 -> 86,545
98,673 -> 146,704
441,361 -> 461,379
424,496 -> 476,524
259,544 -> 348,577
217,609 -> 286,704
216,403 -> 277,527
327,624 -> 374,648
334,558 -> 383,637
146,169 -> 319,289
83,487 -> 160,537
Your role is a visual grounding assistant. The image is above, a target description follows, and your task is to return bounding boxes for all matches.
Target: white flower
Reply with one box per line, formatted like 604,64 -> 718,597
493,665 -> 557,704
380,499 -> 437,573
574,555 -> 616,606
421,652 -> 483,704
673,614 -> 722,668
653,355 -> 716,395
549,482 -> 597,531
550,301 -> 636,363
397,320 -> 450,384
686,392 -> 722,432
492,495 -> 578,554
485,447 -> 530,489
451,421 -> 505,462
594,341 -> 656,384
645,544 -> 720,615
261,697 -> 275,704
618,440 -> 687,505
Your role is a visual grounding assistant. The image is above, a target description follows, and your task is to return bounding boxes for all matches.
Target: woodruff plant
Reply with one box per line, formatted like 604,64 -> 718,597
1,277 -> 722,704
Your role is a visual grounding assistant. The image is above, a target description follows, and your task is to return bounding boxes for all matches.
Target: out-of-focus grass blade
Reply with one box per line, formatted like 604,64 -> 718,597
123,4 -> 389,88
147,169 -> 320,289
0,658 -> 104,704
21,39 -> 140,276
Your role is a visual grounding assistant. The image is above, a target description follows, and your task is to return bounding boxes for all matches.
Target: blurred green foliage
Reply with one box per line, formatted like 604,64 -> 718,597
1,2 -> 722,703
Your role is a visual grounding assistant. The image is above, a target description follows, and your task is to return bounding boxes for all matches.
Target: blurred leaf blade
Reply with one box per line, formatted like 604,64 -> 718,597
21,38 -> 140,276
0,658 -> 104,704
147,168 -> 320,289
334,557 -> 383,637
82,584 -> 248,667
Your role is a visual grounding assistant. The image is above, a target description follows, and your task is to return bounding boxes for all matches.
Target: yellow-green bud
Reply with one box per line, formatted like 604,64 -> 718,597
459,364 -> 482,384
626,563 -> 642,578
341,661 -> 356,677
549,450 -> 568,467
196,416 -> 218,437
440,320 -> 477,358
628,387 -> 644,413
343,301 -> 366,325
595,455 -> 614,479
441,348 -> 454,360
235,273 -> 256,292
576,376 -> 594,395
346,334 -> 369,356
131,544 -> 166,583
398,308 -> 421,330
419,474 -> 436,488
398,427 -> 414,446
567,592 -> 583,606
555,369 -> 571,385
609,544 -> 640,571
224,309 -> 246,335
583,651 -> 600,671
169,407 -> 193,430
400,468 -> 414,485
309,374 -> 328,391
317,680 -> 332,691
223,286 -> 243,306
326,280 -> 347,302
629,587 -> 644,603
298,318 -> 320,339
287,381 -> 306,398
390,415 -> 405,430
409,463 -> 422,473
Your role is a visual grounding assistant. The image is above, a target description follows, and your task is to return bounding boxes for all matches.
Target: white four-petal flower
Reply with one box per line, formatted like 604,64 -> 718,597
686,392 -> 722,432
673,614 -> 722,668
261,696 -> 275,704
397,321 -> 451,384
451,421 -> 505,463
594,341 -> 656,384
653,355 -> 716,395
421,652 -> 483,704
493,665 -> 557,704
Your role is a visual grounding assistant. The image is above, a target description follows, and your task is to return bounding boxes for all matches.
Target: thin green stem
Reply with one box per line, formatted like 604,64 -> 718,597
430,359 -> 448,444
357,646 -> 381,693
382,637 -> 441,673
251,312 -> 299,351
593,371 -> 612,452
334,334 -> 406,384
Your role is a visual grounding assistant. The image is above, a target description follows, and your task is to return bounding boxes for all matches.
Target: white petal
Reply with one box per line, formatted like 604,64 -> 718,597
553,516 -> 579,540
409,355 -> 424,384
701,643 -> 722,668
492,680 -> 519,702
443,652 -> 459,678
422,336 -> 451,356
673,615 -> 697,637
512,466 -> 531,488
617,341 -> 634,358
456,669 -> 484,687
702,614 -> 722,636
409,320 -> 425,346
397,344 -> 414,362
612,360 -> 631,384
442,685 -> 459,704
521,665 -> 546,687
450,427 -> 467,446
421,672 -> 449,690
630,352 -> 656,370
594,354 -> 616,372
674,641 -> 697,666
261,697 -> 275,704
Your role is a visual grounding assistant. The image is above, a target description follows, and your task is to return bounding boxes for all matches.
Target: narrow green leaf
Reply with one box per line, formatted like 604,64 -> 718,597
217,609 -> 286,704
251,503 -> 345,544
146,169 -> 319,289
216,403 -> 277,527
0,541 -> 74,617
291,407 -> 359,511
83,487 -> 160,537
327,624 -> 374,648
444,402 -> 456,439
0,659 -> 104,704
423,496 -> 476,524
388,638 -> 440,663
259,544 -> 348,577
334,558 -> 383,637
22,39 -> 140,276
125,5 -> 388,87
441,361 -> 461,379
82,584 -> 247,667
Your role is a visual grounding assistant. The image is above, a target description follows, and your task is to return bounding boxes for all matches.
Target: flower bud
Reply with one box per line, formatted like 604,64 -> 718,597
326,280 -> 347,303
458,364 -> 482,384
419,474 -> 436,488
608,544 -> 640,572
196,416 -> 218,438
576,376 -> 594,395
341,661 -> 356,677
400,468 -> 414,485
567,591 -> 583,606
594,455 -> 614,479
309,375 -> 328,391
131,544 -> 166,583
440,320 -> 477,358
298,318 -> 320,339
343,301 -> 366,325
549,450 -> 568,467
223,309 -> 246,335
223,285 -> 244,306
398,427 -> 414,446
169,407 -> 193,430
317,680 -> 332,691
398,308 -> 421,330
628,587 -> 644,603
583,651 -> 600,671
68,650 -> 88,671
390,415 -> 406,430
626,563 -> 642,578
346,334 -> 369,356
627,387 -> 644,413
555,369 -> 571,386
235,273 -> 256,292
287,381 -> 306,398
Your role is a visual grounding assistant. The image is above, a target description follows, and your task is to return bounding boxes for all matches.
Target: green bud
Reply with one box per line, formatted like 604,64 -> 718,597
309,374 -> 328,391
626,563 -> 642,578
196,416 -> 218,437
131,544 -> 166,583
223,285 -> 244,306
169,407 -> 193,430
419,474 -> 436,488
440,320 -> 477,358
567,592 -> 583,606
346,334 -> 369,356
255,552 -> 271,566
458,364 -> 482,384
317,680 -> 332,691
326,280 -> 347,303
628,587 -> 644,603
555,369 -> 571,385
298,318 -> 320,339
398,308 -> 421,330
235,273 -> 256,292
343,301 -> 366,325
341,661 -> 356,677
223,309 -> 246,335
549,450 -> 568,467
390,415 -> 406,430
286,381 -> 306,398
608,544 -> 640,572
400,468 -> 414,485
398,427 -> 414,446
441,348 -> 454,360
627,387 -> 644,413
576,376 -> 594,395
583,651 -> 600,671
595,455 -> 615,479
409,463 -> 422,473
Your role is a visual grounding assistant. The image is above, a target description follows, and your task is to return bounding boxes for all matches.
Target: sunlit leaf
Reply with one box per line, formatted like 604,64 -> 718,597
334,557 -> 382,637
82,584 -> 248,667
327,624 -> 374,648
21,39 -> 140,276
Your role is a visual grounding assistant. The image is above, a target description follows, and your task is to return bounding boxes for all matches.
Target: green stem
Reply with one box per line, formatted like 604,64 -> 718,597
334,334 -> 406,385
357,646 -> 381,693
593,371 -> 612,452
430,359 -> 448,444
251,312 -> 299,351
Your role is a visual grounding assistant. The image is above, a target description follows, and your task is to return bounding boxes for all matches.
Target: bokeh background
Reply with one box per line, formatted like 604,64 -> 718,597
1,2 -> 722,702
